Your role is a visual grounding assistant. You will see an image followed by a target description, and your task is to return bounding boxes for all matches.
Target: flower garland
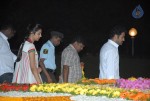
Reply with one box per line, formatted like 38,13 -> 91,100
120,91 -> 150,101
116,77 -> 150,90
0,83 -> 30,92
29,83 -> 150,100
0,96 -> 71,101
0,77 -> 150,101
77,78 -> 116,85
29,83 -> 124,98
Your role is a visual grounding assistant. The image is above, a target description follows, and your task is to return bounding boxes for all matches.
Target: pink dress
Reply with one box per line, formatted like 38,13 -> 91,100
12,41 -> 42,84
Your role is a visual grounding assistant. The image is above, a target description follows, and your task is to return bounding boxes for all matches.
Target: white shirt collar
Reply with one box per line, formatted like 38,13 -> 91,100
0,32 -> 8,40
48,40 -> 54,48
108,39 -> 119,48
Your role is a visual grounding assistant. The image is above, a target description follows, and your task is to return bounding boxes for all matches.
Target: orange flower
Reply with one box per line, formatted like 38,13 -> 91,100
120,91 -> 150,101
131,92 -> 150,101
0,96 -> 71,101
93,79 -> 116,84
82,79 -> 90,83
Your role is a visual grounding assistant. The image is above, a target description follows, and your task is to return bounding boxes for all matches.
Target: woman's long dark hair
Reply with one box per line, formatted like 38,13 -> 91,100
16,23 -> 43,62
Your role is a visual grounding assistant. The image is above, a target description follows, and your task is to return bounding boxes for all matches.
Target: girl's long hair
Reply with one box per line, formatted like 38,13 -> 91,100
16,23 -> 43,62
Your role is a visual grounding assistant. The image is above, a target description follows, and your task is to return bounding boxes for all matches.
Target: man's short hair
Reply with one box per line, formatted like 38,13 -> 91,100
50,31 -> 64,39
0,23 -> 15,31
109,25 -> 127,38
71,35 -> 86,45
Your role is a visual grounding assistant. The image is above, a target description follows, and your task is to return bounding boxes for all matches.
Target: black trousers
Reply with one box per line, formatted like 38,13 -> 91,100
0,73 -> 13,83
40,69 -> 57,83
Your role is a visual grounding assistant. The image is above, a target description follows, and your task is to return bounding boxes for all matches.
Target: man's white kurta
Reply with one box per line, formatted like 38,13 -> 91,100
99,39 -> 120,79
0,32 -> 17,76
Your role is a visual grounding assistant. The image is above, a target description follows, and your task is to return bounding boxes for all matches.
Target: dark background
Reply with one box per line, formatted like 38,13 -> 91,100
0,0 -> 150,79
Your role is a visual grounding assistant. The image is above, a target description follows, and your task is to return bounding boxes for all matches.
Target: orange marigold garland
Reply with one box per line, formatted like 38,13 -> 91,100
0,96 -> 71,101
120,91 -> 150,101
78,78 -> 116,85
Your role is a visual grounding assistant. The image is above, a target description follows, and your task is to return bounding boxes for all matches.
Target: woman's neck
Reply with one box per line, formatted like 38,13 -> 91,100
27,37 -> 34,43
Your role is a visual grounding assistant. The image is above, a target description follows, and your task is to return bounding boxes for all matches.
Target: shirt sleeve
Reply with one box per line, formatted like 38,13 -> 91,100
106,49 -> 117,79
28,49 -> 35,53
12,53 -> 17,62
40,44 -> 48,59
0,38 -> 3,49
63,50 -> 74,67
23,42 -> 35,52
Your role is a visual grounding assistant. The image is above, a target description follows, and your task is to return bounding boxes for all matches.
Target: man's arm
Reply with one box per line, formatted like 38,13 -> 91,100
0,38 -> 3,49
39,58 -> 52,83
63,65 -> 69,83
12,52 -> 17,62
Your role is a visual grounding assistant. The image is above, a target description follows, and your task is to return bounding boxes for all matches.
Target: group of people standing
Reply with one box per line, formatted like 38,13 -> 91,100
0,23 -> 85,84
0,23 -> 126,84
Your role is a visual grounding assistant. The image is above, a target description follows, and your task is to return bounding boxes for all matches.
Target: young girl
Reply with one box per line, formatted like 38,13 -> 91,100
12,23 -> 43,84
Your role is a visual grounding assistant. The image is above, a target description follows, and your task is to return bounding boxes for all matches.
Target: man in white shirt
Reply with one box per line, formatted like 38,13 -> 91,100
99,25 -> 126,79
0,24 -> 17,83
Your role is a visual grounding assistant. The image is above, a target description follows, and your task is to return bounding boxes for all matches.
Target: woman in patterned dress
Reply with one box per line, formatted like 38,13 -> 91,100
12,23 -> 43,84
